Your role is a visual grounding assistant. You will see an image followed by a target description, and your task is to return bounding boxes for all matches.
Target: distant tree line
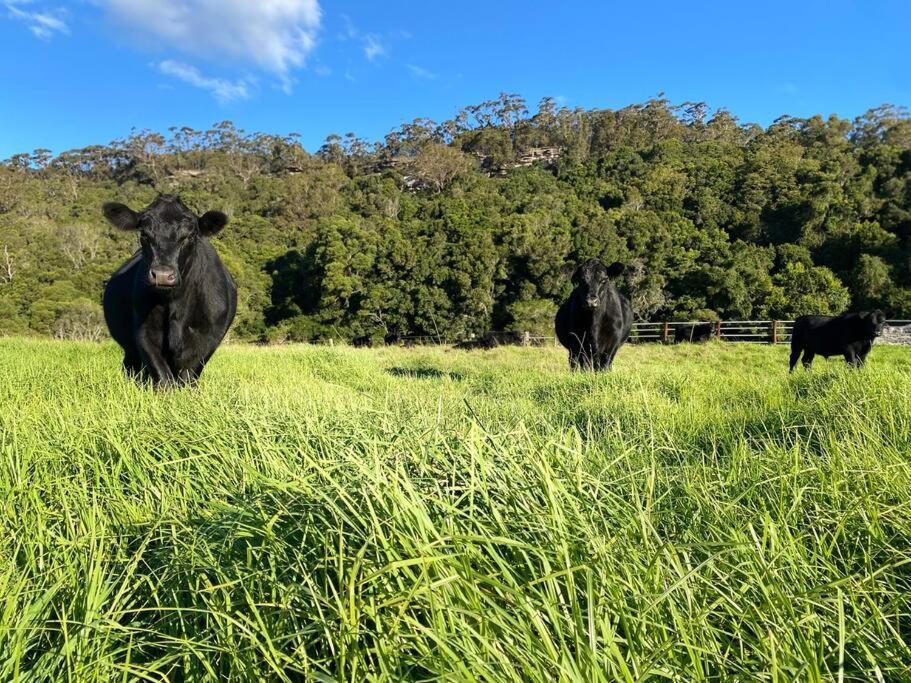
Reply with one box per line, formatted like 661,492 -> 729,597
1,94 -> 909,342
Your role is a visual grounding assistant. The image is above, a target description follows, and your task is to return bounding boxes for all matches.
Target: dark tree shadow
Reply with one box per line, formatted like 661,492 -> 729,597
264,247 -> 322,325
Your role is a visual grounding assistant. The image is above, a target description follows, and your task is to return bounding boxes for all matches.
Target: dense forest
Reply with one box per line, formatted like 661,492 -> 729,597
1,94 -> 909,342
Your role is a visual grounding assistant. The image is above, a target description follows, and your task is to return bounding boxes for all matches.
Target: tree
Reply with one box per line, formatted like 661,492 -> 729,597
768,262 -> 851,318
851,254 -> 892,310
407,144 -> 474,193
2,95 -> 911,341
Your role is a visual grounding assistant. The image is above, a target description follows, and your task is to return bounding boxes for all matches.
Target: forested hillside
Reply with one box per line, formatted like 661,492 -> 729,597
1,95 -> 909,342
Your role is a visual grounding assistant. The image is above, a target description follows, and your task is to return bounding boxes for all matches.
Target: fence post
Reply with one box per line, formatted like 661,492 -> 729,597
771,320 -> 778,344
661,322 -> 669,344
715,320 -> 722,340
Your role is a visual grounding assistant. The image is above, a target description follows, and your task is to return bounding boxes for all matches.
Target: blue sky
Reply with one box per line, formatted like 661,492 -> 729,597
1,0 -> 909,158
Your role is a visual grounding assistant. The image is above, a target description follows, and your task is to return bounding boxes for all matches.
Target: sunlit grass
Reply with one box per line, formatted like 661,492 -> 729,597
0,338 -> 910,681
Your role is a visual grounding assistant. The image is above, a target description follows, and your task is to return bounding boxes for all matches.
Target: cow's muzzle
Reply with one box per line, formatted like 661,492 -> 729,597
148,267 -> 179,288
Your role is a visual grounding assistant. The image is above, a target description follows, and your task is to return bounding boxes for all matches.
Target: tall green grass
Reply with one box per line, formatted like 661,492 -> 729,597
0,338 -> 909,681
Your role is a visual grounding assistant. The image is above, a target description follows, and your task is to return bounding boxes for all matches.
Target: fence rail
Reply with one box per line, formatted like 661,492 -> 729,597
629,320 -> 796,344
378,320 -> 911,347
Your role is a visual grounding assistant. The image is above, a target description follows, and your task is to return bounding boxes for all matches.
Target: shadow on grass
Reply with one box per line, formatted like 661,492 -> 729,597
387,366 -> 465,381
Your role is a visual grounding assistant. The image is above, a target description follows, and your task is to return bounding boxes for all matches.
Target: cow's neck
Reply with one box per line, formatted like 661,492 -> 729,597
179,241 -> 204,286
148,245 -> 202,317
586,309 -> 603,338
576,298 -> 603,339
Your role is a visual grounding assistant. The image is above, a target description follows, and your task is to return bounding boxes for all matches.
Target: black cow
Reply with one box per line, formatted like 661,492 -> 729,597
789,310 -> 887,372
674,322 -> 715,343
555,258 -> 633,370
102,195 -> 237,387
454,331 -> 525,350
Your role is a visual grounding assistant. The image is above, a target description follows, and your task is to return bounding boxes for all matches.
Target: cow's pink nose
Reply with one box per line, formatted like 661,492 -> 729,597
149,268 -> 178,287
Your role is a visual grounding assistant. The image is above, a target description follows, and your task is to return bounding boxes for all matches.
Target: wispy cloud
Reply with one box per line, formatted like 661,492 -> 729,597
157,59 -> 251,103
95,0 -> 321,90
363,34 -> 385,61
338,13 -> 358,41
407,64 -> 436,80
4,1 -> 68,40
336,15 -> 404,67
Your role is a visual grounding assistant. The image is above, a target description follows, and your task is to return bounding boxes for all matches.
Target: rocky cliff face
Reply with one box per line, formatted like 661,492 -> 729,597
881,323 -> 911,346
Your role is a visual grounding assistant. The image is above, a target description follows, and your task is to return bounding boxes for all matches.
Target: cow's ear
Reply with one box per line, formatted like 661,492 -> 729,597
560,263 -> 577,279
605,261 -> 625,278
103,203 -> 139,231
199,210 -> 228,236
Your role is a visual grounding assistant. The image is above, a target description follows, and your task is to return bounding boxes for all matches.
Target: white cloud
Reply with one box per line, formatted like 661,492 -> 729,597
4,1 -> 69,39
158,59 -> 251,102
338,13 -> 357,41
407,64 -> 436,80
95,0 -> 321,86
337,16 -> 399,65
363,33 -> 385,61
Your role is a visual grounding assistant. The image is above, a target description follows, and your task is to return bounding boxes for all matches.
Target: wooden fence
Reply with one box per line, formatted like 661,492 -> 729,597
628,320 -> 795,344
386,320 -> 911,347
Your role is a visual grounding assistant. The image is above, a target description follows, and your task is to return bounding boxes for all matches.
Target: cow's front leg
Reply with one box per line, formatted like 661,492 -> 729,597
789,346 -> 802,373
136,330 -> 176,387
169,325 -> 210,387
602,343 -> 621,371
134,306 -> 176,388
175,367 -> 200,387
855,341 -> 872,367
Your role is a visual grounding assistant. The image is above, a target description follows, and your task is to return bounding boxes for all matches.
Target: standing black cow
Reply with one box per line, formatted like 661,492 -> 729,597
674,322 -> 715,343
102,195 -> 237,387
789,310 -> 887,372
555,258 -> 633,370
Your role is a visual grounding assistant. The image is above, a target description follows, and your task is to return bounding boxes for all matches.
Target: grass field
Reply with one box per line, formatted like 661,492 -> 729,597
1,338 -> 910,681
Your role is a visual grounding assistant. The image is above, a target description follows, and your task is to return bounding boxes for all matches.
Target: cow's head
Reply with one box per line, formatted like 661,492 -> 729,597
103,195 -> 227,290
864,310 -> 887,338
565,258 -> 625,310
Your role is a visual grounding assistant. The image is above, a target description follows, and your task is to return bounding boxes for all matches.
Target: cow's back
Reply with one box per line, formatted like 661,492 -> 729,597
190,240 -> 237,347
210,244 -> 237,339
619,295 -> 633,340
792,315 -> 853,356
554,299 -> 577,350
103,252 -> 143,352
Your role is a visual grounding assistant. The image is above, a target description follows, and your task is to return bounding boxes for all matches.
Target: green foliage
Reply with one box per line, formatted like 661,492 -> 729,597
2,339 -> 911,679
504,298 -> 558,336
768,262 -> 852,317
3,98 -> 911,342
